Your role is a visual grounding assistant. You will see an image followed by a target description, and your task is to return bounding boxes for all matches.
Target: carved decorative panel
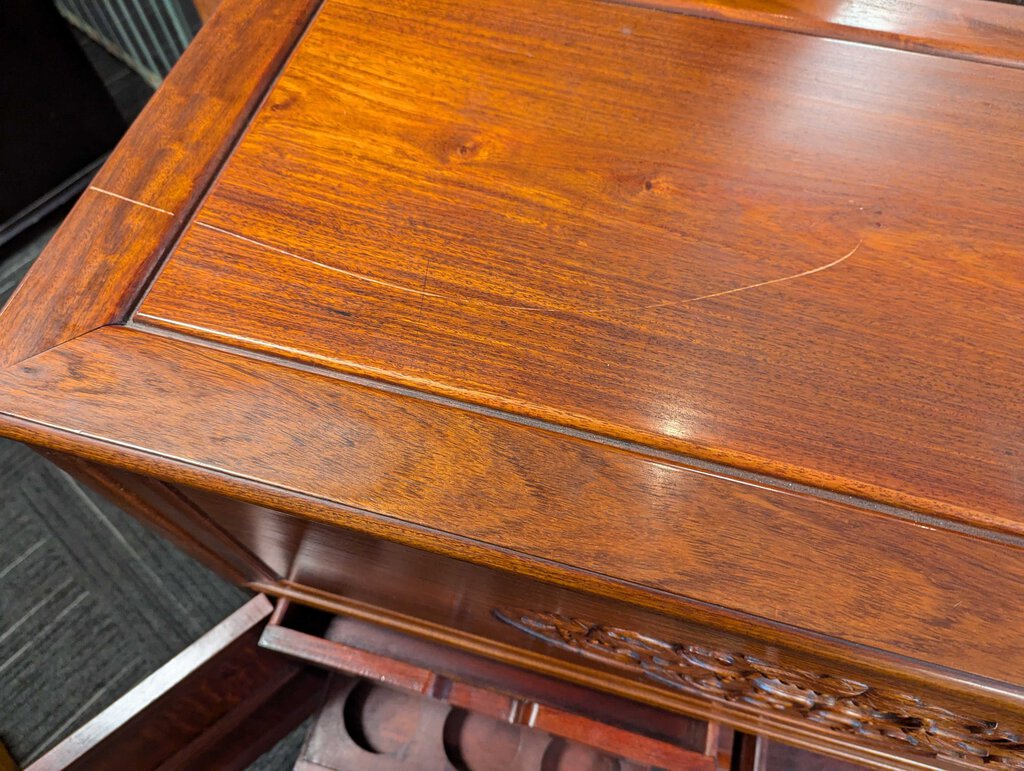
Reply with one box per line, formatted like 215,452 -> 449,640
494,608 -> 1024,768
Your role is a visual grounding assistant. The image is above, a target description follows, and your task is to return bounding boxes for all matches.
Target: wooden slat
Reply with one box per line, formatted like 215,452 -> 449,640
27,595 -> 325,771
263,610 -> 714,769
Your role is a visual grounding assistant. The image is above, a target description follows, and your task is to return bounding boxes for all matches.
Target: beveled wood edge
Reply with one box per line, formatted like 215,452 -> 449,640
603,0 -> 1024,70
3,329 -> 1024,695
26,595 -> 274,770
8,384 -> 1024,709
131,319 -> 1022,542
7,386 -> 1021,717
252,581 -> 963,771
0,0 -> 321,368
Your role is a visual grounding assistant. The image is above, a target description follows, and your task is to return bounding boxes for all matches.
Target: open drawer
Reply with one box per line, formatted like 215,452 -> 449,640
25,593 -> 874,770
260,599 -> 717,770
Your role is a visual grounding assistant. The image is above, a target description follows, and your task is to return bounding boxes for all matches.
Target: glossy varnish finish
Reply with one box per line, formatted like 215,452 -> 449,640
137,0 -> 1023,533
5,325 -> 1024,687
614,0 -> 1024,69
1,0 -> 1022,768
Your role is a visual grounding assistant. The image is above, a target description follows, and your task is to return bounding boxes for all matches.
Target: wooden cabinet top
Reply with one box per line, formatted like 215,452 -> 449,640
1,0 -> 1022,684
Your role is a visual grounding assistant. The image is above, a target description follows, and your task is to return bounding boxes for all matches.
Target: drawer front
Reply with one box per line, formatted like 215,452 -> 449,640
178,485 -> 1024,771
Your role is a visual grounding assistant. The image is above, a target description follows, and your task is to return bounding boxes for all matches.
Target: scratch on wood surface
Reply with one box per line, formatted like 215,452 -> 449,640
634,240 -> 862,312
88,187 -> 175,216
91,186 -> 860,316
194,222 -> 447,300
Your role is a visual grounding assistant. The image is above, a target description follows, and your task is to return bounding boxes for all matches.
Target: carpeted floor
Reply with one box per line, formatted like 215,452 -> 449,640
0,437 -> 248,762
0,213 -> 308,771
0,36 -> 311,756
0,16 -> 313,768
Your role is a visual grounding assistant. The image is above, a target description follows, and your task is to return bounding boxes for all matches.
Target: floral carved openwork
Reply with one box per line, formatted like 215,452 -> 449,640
494,608 -> 1024,768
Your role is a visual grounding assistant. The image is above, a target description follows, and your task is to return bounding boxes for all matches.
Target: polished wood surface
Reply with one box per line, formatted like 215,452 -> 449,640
0,0 -> 317,368
1,0 -> 1022,768
5,325 -> 1024,689
136,0 -> 1023,533
613,0 -> 1024,69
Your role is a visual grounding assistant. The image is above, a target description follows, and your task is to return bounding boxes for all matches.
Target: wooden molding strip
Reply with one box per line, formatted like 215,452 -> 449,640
4,326 -> 1024,684
604,0 -> 1024,70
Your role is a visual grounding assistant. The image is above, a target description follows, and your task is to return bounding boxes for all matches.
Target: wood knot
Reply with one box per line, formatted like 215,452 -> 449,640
439,130 -> 488,164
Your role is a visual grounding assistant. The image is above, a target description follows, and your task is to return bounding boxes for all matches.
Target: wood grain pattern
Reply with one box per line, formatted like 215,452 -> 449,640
0,0 -> 1022,763
4,326 -> 1024,687
137,0 -> 1024,535
0,0 -> 319,366
610,0 -> 1024,70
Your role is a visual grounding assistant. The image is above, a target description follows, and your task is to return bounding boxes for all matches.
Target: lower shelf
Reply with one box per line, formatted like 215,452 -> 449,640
25,594 -> 878,770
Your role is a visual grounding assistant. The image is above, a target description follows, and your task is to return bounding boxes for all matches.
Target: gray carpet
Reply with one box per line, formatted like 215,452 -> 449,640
0,16 -> 310,768
0,437 -> 248,762
0,202 -> 304,771
0,16 -> 316,763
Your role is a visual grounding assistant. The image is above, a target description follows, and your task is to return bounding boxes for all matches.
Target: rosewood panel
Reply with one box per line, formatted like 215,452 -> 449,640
181,487 -> 1024,769
0,0 -> 1020,767
136,0 -> 1024,531
4,328 -> 1024,686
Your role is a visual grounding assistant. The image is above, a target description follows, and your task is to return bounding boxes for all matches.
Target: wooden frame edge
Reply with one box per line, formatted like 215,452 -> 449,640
604,0 -> 1024,71
0,0 -> 321,368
